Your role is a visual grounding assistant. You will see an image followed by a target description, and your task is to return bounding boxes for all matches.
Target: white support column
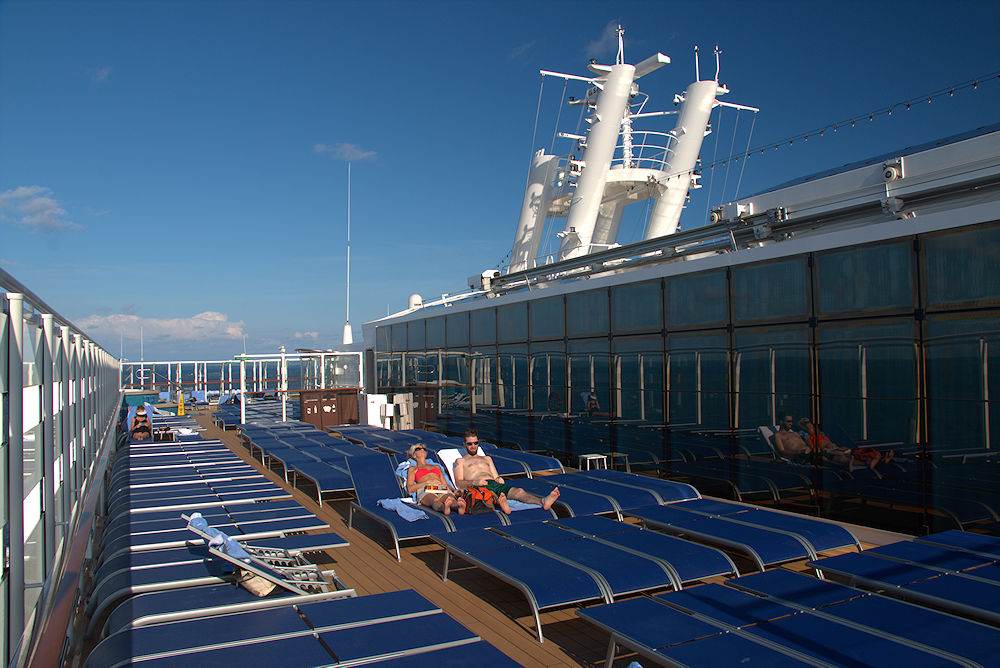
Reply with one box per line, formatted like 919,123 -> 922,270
6,294 -> 25,658
280,347 -> 287,422
240,357 -> 246,425
41,314 -> 56,570
73,334 -> 84,493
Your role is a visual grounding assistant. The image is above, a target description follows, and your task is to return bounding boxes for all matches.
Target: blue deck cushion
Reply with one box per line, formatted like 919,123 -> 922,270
727,568 -> 863,608
655,584 -> 795,627
540,473 -> 663,508
918,529 -> 1000,559
627,504 -> 813,569
867,540 -> 996,572
572,469 -> 700,501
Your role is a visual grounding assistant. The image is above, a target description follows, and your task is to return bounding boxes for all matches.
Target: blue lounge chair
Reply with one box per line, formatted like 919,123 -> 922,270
729,568 -> 1000,666
570,468 -> 700,502
431,527 -> 610,642
514,477 -> 623,518
626,504 -> 815,571
918,529 -> 1000,559
550,514 -> 739,582
86,589 -> 500,668
346,453 -> 450,560
809,551 -> 1000,627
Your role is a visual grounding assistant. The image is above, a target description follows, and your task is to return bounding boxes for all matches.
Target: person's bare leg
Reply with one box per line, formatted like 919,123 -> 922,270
509,486 -> 561,511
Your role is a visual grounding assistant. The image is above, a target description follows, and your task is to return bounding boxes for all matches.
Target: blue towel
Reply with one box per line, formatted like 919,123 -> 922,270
377,498 -> 428,522
221,536 -> 252,563
507,499 -> 540,511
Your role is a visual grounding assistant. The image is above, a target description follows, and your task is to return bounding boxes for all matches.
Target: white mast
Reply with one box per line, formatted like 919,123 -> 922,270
342,162 -> 354,346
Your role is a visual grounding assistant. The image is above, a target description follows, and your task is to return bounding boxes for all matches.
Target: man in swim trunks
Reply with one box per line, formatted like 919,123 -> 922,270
452,429 -> 559,514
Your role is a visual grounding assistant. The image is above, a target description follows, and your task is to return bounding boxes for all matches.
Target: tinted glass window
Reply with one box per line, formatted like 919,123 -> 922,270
407,320 -> 425,349
734,326 -> 810,428
426,316 -> 445,348
667,271 -> 727,327
612,281 -> 661,331
567,289 -> 608,336
613,336 -> 664,423
530,341 -> 566,413
446,312 -> 469,346
733,258 -> 808,321
667,331 -> 729,429
530,296 -> 564,339
391,323 -> 407,351
376,325 -> 390,352
498,303 -> 527,342
816,241 -> 913,314
470,308 -> 496,345
924,224 -> 1000,306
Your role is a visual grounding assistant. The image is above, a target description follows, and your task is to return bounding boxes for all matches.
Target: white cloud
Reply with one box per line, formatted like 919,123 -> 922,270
294,331 -> 320,340
87,66 -> 111,83
509,41 -> 535,60
586,21 -> 621,59
313,142 -> 378,162
0,186 -> 80,232
78,311 -> 245,343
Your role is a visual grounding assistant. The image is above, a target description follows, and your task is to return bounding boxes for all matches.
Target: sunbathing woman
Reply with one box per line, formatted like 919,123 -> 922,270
404,444 -> 466,515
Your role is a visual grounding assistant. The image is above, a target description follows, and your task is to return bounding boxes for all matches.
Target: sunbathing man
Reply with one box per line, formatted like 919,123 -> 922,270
453,429 -> 559,513
773,413 -> 812,463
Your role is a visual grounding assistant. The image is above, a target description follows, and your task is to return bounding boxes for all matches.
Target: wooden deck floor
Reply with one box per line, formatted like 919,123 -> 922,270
192,410 -> 868,667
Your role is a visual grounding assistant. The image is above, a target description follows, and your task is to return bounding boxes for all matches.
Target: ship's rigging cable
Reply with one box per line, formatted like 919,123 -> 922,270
703,104 -> 723,224
550,78 -> 569,153
525,76 -> 545,190
720,108 -> 741,204
734,111 -> 758,200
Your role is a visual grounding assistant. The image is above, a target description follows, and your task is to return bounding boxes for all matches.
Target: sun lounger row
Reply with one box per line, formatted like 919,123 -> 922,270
579,566 -> 1000,667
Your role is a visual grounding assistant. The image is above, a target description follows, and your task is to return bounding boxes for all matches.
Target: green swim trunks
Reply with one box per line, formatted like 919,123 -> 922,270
484,479 -> 512,497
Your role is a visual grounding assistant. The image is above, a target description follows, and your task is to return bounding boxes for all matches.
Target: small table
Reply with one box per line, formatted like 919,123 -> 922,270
607,452 -> 631,473
578,454 -> 609,470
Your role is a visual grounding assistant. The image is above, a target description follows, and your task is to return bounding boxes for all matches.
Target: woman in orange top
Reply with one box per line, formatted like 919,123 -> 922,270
405,444 -> 466,515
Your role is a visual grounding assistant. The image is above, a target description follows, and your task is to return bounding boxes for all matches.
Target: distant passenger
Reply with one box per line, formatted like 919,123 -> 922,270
404,444 -> 466,515
453,429 -> 559,513
773,413 -> 812,463
798,418 -> 892,470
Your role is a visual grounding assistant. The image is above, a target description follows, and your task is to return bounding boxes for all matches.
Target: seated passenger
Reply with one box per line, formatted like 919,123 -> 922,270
453,429 -> 559,514
798,418 -> 893,469
131,423 -> 152,441
773,413 -> 812,463
131,407 -> 150,431
404,444 -> 466,515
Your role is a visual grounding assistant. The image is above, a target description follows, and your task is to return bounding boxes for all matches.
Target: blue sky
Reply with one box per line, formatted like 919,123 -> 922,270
2,0 -> 998,361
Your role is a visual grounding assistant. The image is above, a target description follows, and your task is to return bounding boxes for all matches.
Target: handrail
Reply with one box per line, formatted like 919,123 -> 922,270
1,268 -> 102,351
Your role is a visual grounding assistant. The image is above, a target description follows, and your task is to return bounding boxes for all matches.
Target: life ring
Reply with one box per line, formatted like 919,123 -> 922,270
547,392 -> 563,412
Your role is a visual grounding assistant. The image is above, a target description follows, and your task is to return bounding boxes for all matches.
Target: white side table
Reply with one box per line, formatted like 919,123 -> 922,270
578,454 -> 609,470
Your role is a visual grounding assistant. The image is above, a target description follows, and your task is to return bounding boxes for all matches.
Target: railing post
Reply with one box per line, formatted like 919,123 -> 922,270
41,314 -> 56,570
6,293 -> 25,663
59,327 -> 72,522
73,334 -> 84,495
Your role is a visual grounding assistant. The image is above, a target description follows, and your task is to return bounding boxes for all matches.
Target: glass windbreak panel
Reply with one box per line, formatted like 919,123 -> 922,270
498,345 -> 529,409
391,324 -> 407,352
376,352 -> 403,391
925,313 -> 1000,454
612,281 -> 661,331
22,390 -> 42,491
613,336 -> 664,423
567,289 -> 608,336
924,223 -> 1000,307
816,241 -> 913,315
407,320 -> 425,350
530,296 -> 564,340
328,354 -> 361,388
470,309 -> 496,345
441,352 -> 470,411
376,325 -> 390,352
497,303 -> 528,343
426,316 -> 445,348
733,258 -> 808,321
666,271 -> 727,327
817,319 -> 916,446
471,348 -> 497,408
530,342 -> 566,414
446,312 -> 469,347
667,331 -> 730,429
568,339 -> 610,414
22,321 -> 42,387
733,327 -> 810,431
24,504 -> 43,608
405,352 -> 438,386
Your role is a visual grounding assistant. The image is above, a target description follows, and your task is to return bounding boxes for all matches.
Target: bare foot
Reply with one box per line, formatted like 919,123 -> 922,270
443,497 -> 453,515
457,497 -> 467,515
884,450 -> 895,464
542,487 -> 561,511
497,493 -> 512,515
